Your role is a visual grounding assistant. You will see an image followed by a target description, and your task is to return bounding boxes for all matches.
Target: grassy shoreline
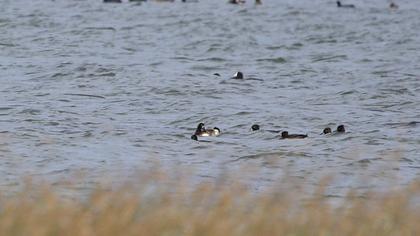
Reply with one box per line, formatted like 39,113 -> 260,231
0,173 -> 419,236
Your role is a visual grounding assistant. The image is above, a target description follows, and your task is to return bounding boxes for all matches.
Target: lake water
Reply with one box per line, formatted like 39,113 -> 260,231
1,0 -> 419,195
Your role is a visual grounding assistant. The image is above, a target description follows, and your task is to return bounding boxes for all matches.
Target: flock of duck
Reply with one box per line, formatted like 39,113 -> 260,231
102,0 -> 400,10
99,0 -> 397,140
191,122 -> 346,141
190,71 -> 346,141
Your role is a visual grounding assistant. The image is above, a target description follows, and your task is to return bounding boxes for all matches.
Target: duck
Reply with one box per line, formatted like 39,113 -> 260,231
255,0 -> 262,4
336,1 -> 355,8
336,125 -> 345,133
230,71 -> 263,81
104,0 -> 122,3
229,0 -> 245,4
322,127 -> 332,135
280,131 -> 307,139
200,127 -> 221,136
231,71 -> 244,79
321,125 -> 345,135
193,123 -> 221,137
251,124 -> 281,133
251,124 -> 260,131
390,2 -> 398,9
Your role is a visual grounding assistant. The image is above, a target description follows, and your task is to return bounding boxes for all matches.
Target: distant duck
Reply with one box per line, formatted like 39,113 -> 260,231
281,131 -> 307,139
255,0 -> 262,4
336,1 -> 355,8
200,127 -> 221,136
251,124 -> 260,131
230,71 -> 262,81
104,0 -> 122,3
322,125 -> 345,135
336,125 -> 345,133
193,123 -> 221,137
390,2 -> 398,9
322,127 -> 332,135
232,71 -> 244,79
251,124 -> 281,133
129,0 -> 147,2
229,0 -> 245,4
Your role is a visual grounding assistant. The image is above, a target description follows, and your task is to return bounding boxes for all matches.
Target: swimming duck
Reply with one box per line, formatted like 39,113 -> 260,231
322,127 -> 332,134
336,125 -> 345,133
336,1 -> 355,8
255,0 -> 262,4
229,0 -> 245,4
194,123 -> 221,137
251,124 -> 281,133
232,71 -> 244,79
230,71 -> 262,81
200,127 -> 221,136
104,0 -> 122,3
390,2 -> 398,9
251,124 -> 260,131
281,131 -> 307,139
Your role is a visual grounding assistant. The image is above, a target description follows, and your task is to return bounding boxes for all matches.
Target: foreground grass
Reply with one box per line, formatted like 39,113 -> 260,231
0,175 -> 419,236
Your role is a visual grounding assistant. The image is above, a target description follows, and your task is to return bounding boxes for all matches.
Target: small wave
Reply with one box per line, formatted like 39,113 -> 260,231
83,27 -> 116,31
256,57 -> 287,63
51,72 -> 71,78
190,65 -> 220,71
64,93 -> 106,99
171,56 -> 193,61
0,43 -> 16,47
18,109 -> 41,115
197,57 -> 226,62
229,151 -> 309,163
384,121 -> 420,128
311,54 -> 348,62
0,107 -> 13,111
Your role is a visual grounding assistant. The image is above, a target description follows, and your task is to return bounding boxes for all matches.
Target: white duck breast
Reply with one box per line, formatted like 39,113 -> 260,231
197,128 -> 220,137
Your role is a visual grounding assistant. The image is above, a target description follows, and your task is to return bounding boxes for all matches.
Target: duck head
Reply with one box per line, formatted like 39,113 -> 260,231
195,123 -> 205,134
337,125 -> 345,133
233,71 -> 244,79
251,124 -> 260,131
281,131 -> 288,138
213,127 -> 221,135
323,127 -> 332,134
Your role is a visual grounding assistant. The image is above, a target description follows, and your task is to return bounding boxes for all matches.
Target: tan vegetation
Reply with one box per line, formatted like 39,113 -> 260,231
0,172 -> 419,236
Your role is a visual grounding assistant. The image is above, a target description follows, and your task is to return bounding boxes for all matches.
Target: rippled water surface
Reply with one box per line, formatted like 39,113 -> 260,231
1,0 -> 420,194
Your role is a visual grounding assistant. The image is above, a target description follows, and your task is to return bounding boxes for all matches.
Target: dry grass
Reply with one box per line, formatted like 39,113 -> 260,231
0,172 -> 419,236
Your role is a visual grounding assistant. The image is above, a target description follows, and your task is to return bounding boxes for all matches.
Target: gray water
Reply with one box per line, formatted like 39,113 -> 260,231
1,0 -> 420,195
